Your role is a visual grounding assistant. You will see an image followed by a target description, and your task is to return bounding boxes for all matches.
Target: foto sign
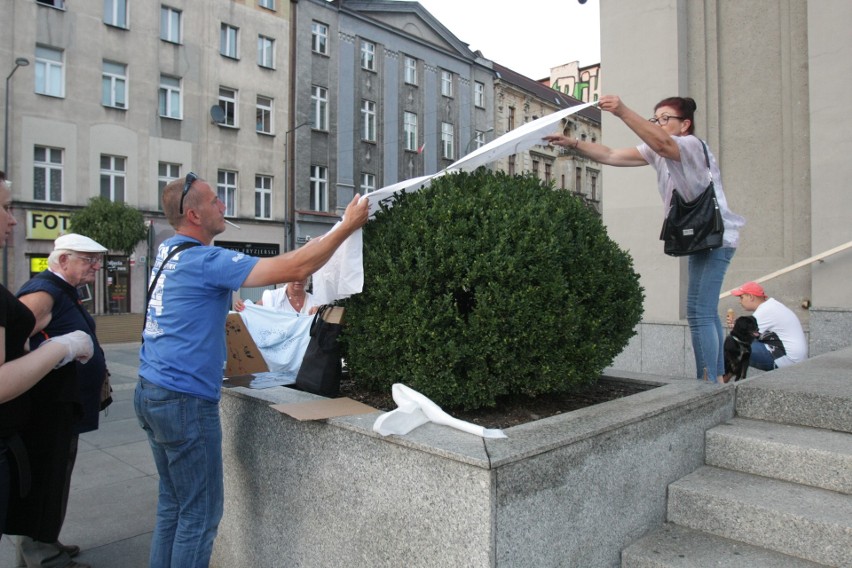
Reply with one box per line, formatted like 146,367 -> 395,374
27,210 -> 72,240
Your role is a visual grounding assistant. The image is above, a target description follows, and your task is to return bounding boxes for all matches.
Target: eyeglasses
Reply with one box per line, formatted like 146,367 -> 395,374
70,254 -> 103,266
648,114 -> 685,125
179,172 -> 198,215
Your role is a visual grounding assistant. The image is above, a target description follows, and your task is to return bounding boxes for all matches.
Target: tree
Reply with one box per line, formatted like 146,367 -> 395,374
69,197 -> 148,257
339,169 -> 645,410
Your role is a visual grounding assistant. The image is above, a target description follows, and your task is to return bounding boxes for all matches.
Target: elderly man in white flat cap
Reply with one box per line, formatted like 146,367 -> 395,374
8,233 -> 109,568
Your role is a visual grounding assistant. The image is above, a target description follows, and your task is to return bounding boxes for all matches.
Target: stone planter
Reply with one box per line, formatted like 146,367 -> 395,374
212,373 -> 733,568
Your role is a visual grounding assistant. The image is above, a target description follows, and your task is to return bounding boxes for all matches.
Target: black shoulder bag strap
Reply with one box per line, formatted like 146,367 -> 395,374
142,241 -> 200,336
664,140 -> 713,195
700,140 -> 712,182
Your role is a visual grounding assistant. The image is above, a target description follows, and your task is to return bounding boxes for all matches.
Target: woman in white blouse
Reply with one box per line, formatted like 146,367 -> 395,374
234,277 -> 319,315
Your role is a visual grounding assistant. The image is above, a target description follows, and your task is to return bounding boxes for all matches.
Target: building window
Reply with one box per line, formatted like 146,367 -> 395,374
158,162 -> 180,211
36,0 -> 66,8
508,155 -> 516,176
103,0 -> 128,28
403,112 -> 417,151
309,165 -> 328,211
360,172 -> 376,194
441,122 -> 454,159
312,21 -> 328,55
258,35 -> 275,68
508,107 -> 515,131
35,46 -> 64,98
360,41 -> 375,71
218,87 -> 238,127
256,96 -> 273,134
259,0 -> 275,9
441,70 -> 453,98
545,162 -> 552,183
102,61 -> 127,109
590,169 -> 598,201
255,175 -> 272,219
474,81 -> 485,108
404,56 -> 417,85
361,100 -> 376,142
473,130 -> 487,150
100,155 -> 126,202
532,159 -> 540,179
311,85 -> 328,131
33,146 -> 63,202
160,6 -> 181,43
220,24 -> 239,59
575,167 -> 582,194
218,170 -> 238,217
158,74 -> 182,119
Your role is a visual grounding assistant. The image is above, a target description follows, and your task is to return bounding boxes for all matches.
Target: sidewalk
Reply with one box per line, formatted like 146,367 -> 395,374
1,342 -> 156,568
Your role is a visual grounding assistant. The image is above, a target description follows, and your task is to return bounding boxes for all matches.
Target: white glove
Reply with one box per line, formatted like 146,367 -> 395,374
43,330 -> 94,368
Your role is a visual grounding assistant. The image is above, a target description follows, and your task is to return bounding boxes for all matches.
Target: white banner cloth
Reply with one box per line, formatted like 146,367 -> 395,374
312,101 -> 599,302
237,302 -> 313,376
311,223 -> 364,305
373,383 -> 507,439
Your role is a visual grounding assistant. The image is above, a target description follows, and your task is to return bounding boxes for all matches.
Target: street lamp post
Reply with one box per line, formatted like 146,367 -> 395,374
4,57 -> 29,175
3,56 -> 30,286
464,126 -> 494,155
284,120 -> 311,251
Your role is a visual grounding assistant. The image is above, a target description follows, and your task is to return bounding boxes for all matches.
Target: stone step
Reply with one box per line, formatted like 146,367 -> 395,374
666,466 -> 852,567
621,523 -> 827,568
734,355 -> 852,434
705,417 -> 852,494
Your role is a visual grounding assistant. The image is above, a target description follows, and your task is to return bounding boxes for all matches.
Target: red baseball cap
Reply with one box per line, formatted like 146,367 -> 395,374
731,281 -> 766,297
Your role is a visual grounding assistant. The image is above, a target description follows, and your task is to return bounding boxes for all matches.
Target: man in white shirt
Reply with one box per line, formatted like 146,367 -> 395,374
729,281 -> 808,370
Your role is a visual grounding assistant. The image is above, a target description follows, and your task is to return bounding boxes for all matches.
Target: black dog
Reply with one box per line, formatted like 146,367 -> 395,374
724,315 -> 759,381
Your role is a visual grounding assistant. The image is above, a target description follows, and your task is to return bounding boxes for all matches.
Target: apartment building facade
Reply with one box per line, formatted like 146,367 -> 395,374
491,63 -> 601,213
3,0 -> 295,313
289,0 -> 497,243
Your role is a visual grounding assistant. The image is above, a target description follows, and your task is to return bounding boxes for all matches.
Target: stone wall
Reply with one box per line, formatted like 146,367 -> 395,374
213,375 -> 734,567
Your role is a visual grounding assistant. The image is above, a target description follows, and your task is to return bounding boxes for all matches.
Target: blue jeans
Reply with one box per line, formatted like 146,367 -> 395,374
687,247 -> 736,382
748,341 -> 777,371
134,378 -> 223,568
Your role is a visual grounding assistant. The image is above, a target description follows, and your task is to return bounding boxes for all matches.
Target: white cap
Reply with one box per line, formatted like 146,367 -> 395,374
54,233 -> 108,253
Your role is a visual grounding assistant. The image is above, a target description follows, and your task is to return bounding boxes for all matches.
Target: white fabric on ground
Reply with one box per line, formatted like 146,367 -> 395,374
373,383 -> 507,439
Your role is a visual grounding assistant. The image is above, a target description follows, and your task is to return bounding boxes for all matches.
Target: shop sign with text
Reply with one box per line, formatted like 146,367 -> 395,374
27,210 -> 72,240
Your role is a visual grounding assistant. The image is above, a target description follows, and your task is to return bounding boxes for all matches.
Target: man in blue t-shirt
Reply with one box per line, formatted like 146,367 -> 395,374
136,173 -> 368,568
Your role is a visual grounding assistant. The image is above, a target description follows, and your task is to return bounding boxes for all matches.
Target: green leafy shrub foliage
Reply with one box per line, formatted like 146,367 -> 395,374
340,170 -> 644,410
69,197 -> 148,256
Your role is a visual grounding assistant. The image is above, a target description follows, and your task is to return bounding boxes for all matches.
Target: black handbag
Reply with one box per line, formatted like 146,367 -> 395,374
659,141 -> 724,256
295,305 -> 344,397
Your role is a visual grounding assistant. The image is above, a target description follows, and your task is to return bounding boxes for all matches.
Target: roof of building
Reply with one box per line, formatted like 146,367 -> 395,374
492,62 -> 600,124
342,0 -> 484,63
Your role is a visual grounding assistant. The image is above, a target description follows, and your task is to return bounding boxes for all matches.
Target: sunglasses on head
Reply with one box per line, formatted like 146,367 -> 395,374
179,172 -> 198,215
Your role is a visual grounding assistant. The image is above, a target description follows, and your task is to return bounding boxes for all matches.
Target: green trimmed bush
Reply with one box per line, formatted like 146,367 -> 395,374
340,169 -> 644,410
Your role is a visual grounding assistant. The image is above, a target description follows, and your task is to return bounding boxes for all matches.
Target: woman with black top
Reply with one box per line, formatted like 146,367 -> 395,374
0,175 -> 93,538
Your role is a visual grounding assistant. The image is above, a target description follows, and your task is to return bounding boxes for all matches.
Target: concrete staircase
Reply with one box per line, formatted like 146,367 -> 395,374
622,356 -> 852,567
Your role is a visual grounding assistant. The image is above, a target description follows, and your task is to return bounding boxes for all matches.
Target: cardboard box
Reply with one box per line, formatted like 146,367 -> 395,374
270,398 -> 377,421
223,310 -> 377,421
224,313 -> 269,376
